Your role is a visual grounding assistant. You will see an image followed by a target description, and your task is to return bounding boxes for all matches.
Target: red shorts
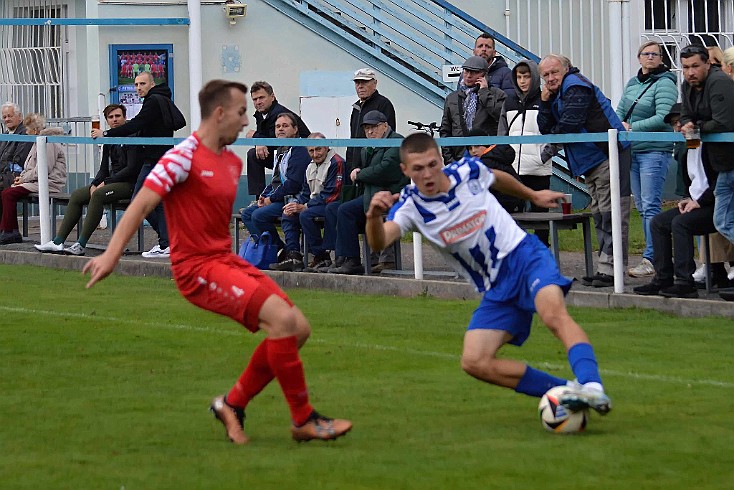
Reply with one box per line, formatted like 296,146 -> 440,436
173,254 -> 292,332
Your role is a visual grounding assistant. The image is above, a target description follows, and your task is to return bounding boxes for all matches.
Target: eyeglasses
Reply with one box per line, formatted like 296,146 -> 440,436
639,52 -> 661,57
680,45 -> 709,57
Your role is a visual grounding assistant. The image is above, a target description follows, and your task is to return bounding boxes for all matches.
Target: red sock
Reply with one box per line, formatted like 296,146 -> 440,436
267,336 -> 313,426
226,339 -> 274,409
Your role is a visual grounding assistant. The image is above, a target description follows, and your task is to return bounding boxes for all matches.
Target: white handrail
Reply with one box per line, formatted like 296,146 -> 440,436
607,129 -> 625,293
36,136 -> 51,244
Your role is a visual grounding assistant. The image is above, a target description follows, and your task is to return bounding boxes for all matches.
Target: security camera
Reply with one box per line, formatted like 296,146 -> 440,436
224,3 -> 247,25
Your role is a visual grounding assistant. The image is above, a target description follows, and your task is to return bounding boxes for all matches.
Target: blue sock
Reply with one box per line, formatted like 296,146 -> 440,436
514,365 -> 568,397
568,342 -> 602,385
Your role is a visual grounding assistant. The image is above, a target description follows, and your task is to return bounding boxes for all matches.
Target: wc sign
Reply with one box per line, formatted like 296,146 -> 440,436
442,64 -> 462,83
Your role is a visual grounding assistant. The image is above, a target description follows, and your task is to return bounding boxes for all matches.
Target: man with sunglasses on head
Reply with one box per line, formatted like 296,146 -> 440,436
634,45 -> 734,298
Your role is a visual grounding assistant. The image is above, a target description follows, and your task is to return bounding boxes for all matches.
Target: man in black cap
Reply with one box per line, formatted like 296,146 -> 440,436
440,55 -> 506,164
328,110 -> 405,274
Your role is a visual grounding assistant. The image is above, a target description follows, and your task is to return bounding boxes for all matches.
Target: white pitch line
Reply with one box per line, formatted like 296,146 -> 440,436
3,305 -> 733,389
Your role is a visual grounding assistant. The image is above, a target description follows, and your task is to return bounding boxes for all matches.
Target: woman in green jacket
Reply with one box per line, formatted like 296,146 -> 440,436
616,40 -> 678,278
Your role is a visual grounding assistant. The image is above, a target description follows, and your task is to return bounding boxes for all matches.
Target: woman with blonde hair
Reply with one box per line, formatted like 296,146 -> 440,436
616,40 -> 678,277
713,47 -> 734,264
0,113 -> 66,244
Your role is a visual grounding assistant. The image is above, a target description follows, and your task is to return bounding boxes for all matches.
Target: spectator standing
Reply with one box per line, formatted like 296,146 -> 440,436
348,68 -> 396,173
240,112 -> 310,258
271,133 -> 345,272
714,47 -> 734,246
616,41 -> 677,278
92,71 -> 184,259
83,79 -> 351,444
0,113 -> 66,244
0,102 -> 33,190
329,111 -> 405,275
440,55 -> 506,164
35,104 -> 139,255
465,33 -> 515,97
537,54 -> 631,288
498,59 -> 556,245
245,81 -> 310,198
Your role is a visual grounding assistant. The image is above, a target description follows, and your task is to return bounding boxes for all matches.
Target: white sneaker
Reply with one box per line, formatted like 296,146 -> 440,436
628,258 -> 655,277
142,245 -> 170,258
98,213 -> 108,230
693,264 -> 707,282
34,241 -> 64,253
559,386 -> 612,415
64,242 -> 85,256
728,268 -> 734,281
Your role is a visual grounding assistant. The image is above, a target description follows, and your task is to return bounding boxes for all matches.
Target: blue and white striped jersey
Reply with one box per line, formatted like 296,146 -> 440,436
388,156 -> 527,292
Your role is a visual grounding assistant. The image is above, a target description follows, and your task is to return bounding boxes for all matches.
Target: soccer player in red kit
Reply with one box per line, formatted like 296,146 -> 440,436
83,80 -> 352,444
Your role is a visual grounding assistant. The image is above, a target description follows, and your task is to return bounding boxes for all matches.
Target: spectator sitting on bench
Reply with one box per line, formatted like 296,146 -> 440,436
328,110 -> 406,275
35,104 -> 139,256
270,132 -> 345,272
467,128 -> 524,213
240,112 -> 310,261
0,113 -> 66,245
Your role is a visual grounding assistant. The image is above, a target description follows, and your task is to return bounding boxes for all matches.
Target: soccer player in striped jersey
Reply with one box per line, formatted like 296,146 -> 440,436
366,133 -> 612,415
84,80 -> 351,444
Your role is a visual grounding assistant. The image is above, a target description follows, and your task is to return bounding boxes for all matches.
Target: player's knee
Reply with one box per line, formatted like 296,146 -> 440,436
461,353 -> 495,379
260,300 -> 299,337
538,308 -> 571,336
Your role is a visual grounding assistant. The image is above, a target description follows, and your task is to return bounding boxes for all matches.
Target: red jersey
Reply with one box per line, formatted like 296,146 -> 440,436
144,132 -> 242,269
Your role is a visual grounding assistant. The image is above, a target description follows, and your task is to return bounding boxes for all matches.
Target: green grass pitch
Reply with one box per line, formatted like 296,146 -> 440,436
0,264 -> 732,489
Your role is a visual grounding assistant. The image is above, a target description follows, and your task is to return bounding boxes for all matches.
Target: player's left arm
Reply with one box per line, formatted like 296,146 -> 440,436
366,191 -> 402,251
491,169 -> 563,209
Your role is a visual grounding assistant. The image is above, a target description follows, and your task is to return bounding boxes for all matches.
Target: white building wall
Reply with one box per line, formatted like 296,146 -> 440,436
92,1 -> 441,139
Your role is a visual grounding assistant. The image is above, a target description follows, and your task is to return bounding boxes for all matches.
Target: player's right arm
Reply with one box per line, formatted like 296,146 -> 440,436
83,187 -> 161,288
366,191 -> 402,251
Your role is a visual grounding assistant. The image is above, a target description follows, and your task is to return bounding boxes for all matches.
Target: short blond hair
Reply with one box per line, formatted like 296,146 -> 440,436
23,113 -> 45,133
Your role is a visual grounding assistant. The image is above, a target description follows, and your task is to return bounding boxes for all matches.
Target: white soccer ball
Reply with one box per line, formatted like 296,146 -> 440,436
538,386 -> 588,433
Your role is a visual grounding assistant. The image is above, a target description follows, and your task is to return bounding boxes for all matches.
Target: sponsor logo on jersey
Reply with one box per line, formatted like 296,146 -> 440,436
439,210 -> 486,244
200,170 -> 215,177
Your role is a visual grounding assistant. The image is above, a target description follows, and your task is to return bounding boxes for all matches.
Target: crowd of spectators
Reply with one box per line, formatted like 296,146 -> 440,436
1,32 -> 733,296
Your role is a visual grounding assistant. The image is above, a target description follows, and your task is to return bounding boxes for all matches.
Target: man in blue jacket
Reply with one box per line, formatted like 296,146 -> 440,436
537,54 -> 631,287
241,112 -> 310,260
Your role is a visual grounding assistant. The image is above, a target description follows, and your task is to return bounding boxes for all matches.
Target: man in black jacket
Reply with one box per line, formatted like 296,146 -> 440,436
0,102 -> 33,190
245,81 -> 310,197
91,71 -> 185,258
634,46 -> 734,298
348,68 -> 396,173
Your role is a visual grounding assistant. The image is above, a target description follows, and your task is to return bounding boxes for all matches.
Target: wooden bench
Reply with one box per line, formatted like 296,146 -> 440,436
20,192 -> 144,252
231,211 -> 401,275
511,211 -> 594,278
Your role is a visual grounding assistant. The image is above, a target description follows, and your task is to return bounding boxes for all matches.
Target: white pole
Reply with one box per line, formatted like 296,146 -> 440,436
188,0 -> 203,129
621,0 -> 632,82
413,232 -> 423,280
36,136 -> 51,244
608,0 -> 624,106
607,129 -> 624,294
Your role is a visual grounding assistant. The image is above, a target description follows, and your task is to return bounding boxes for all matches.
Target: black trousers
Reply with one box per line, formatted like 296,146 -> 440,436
246,147 -> 274,197
651,205 -> 717,285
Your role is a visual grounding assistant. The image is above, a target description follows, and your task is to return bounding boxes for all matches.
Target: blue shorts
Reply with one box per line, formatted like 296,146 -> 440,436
466,234 -> 573,346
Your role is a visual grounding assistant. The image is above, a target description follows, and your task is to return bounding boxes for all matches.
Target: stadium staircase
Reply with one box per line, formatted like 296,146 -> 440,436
261,0 -> 591,206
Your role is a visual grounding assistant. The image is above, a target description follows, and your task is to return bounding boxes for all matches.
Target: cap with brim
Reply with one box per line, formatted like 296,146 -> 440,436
663,102 -> 682,124
353,68 -> 377,81
461,55 -> 489,72
361,110 -> 387,125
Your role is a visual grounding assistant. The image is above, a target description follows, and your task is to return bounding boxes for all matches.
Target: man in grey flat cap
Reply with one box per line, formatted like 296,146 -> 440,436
440,55 -> 506,164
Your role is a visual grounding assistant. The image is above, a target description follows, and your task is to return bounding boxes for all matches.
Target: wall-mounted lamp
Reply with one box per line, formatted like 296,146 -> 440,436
224,2 -> 247,26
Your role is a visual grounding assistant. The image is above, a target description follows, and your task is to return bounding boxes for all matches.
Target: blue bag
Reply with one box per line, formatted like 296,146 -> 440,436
239,232 -> 278,270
